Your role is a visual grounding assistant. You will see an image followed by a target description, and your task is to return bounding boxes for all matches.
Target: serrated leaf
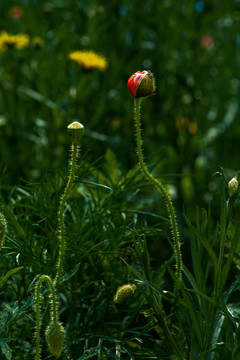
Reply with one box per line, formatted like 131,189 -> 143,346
0,267 -> 23,288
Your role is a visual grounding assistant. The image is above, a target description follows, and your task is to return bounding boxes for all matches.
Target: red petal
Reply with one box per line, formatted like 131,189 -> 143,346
127,73 -> 138,97
127,71 -> 148,97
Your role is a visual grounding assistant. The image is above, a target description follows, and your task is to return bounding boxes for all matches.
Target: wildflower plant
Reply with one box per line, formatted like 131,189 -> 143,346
123,70 -> 240,359
0,31 -> 29,51
127,70 -> 182,284
68,50 -> 108,71
1,2 -> 240,359
56,121 -> 84,284
35,275 -> 65,359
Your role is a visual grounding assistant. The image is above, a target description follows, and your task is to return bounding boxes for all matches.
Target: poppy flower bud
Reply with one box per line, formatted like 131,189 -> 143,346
228,177 -> 239,196
67,121 -> 84,143
113,284 -> 136,303
45,321 -> 65,356
127,70 -> 155,98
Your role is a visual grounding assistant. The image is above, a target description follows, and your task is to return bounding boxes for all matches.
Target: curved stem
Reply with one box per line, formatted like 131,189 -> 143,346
134,98 -> 182,284
55,142 -> 79,284
35,275 -> 58,360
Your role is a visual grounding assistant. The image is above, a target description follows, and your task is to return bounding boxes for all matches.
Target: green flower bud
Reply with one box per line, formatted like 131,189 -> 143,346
67,121 -> 84,143
45,321 -> 65,356
228,177 -> 239,196
113,284 -> 136,303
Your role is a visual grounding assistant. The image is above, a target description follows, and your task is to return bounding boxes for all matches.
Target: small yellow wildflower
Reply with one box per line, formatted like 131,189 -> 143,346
0,31 -> 30,51
68,50 -> 108,71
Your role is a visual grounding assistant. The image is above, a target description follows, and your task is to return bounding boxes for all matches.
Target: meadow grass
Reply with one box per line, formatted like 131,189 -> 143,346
0,1 -> 240,359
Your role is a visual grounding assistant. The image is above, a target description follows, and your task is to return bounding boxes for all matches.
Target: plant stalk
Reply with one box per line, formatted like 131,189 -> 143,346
134,97 -> 182,285
35,275 -> 58,360
55,142 -> 78,284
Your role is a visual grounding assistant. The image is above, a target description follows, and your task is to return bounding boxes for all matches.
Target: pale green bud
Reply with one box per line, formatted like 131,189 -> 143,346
45,321 -> 65,356
67,121 -> 84,143
113,284 -> 136,303
228,177 -> 239,196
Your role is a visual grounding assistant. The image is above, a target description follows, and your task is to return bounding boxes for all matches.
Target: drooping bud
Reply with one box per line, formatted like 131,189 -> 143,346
127,70 -> 155,98
228,177 -> 239,196
45,321 -> 65,356
113,284 -> 136,303
67,121 -> 84,143
0,213 -> 7,250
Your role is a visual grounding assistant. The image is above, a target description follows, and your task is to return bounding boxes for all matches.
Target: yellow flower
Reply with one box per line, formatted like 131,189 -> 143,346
68,50 -> 108,71
0,31 -> 30,51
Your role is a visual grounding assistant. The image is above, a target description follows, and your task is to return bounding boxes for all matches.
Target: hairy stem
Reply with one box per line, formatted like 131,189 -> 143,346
35,275 -> 58,360
134,97 -> 182,284
55,142 -> 78,284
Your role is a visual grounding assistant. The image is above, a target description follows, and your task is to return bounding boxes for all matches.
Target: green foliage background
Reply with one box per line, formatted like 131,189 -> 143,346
1,0 -> 240,359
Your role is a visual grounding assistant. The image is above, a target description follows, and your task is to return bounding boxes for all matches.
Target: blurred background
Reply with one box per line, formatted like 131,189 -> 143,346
0,0 -> 240,214
1,1 -> 240,357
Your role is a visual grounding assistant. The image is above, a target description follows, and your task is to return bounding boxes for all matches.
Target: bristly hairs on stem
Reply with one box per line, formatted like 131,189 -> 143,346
35,275 -> 59,360
134,97 -> 182,286
55,121 -> 84,285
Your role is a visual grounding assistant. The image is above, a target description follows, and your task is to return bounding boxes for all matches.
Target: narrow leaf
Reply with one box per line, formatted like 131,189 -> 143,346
0,267 -> 23,288
0,339 -> 12,360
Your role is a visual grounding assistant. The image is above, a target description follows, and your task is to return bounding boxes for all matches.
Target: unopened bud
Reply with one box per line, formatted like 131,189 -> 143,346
228,177 -> 239,196
127,70 -> 155,98
67,121 -> 84,143
45,321 -> 65,356
113,284 -> 136,303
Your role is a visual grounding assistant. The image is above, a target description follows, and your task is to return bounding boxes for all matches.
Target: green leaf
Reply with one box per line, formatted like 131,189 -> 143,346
226,221 -> 235,241
80,180 -> 112,191
59,264 -> 80,284
104,148 -> 120,184
184,212 -> 218,282
186,288 -> 220,307
18,85 -> 58,109
0,338 -> 12,360
0,267 -> 23,288
222,222 -> 240,289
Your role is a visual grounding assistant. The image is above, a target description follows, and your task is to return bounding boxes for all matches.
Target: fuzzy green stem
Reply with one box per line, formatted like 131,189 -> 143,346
35,275 -> 58,360
134,98 -> 182,284
55,142 -> 78,284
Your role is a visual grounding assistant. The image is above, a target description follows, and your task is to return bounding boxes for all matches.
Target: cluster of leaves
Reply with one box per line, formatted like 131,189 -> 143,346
0,1 -> 240,359
0,148 -> 171,359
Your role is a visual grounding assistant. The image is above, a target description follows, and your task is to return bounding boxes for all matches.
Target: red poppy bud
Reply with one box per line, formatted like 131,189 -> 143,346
127,70 -> 155,98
